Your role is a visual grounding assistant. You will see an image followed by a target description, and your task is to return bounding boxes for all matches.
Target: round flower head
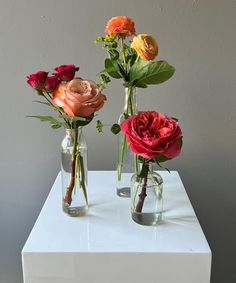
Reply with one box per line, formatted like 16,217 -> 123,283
27,71 -> 48,90
121,111 -> 182,160
53,64 -> 79,81
53,78 -> 106,117
105,16 -> 135,37
131,34 -> 158,61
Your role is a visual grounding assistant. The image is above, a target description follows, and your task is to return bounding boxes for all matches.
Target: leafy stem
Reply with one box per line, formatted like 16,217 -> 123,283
43,90 -> 70,127
120,37 -> 127,73
117,86 -> 138,181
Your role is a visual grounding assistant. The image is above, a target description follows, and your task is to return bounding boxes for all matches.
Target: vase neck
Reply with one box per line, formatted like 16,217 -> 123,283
123,87 -> 137,116
66,127 -> 82,133
147,162 -> 154,174
139,161 -> 154,179
65,127 -> 83,138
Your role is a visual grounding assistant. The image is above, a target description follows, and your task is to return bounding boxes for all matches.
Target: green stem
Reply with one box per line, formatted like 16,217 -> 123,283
118,134 -> 127,181
76,128 -> 88,207
134,154 -> 139,175
135,54 -> 140,63
120,37 -> 127,72
64,128 -> 78,205
79,154 -> 89,207
129,88 -> 135,115
118,86 -> 138,181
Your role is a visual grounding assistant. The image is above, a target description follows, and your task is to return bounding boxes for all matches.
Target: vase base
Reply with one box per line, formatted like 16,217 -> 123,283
63,204 -> 87,217
132,211 -> 162,226
116,187 -> 131,198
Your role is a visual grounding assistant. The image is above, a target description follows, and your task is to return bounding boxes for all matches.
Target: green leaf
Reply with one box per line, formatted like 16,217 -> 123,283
129,60 -> 175,87
58,113 -> 87,121
35,89 -> 44,95
26,115 -> 64,129
96,120 -> 104,133
51,124 -> 62,129
135,82 -> 147,88
171,116 -> 179,122
58,113 -> 94,127
156,160 -> 171,173
33,100 -> 59,111
97,73 -> 111,89
103,34 -> 117,42
94,36 -> 103,44
105,58 -> 122,79
154,154 -> 171,163
111,123 -> 121,135
129,60 -> 150,84
179,136 -> 183,148
117,61 -> 128,80
138,156 -> 145,163
33,100 -> 51,106
108,41 -> 118,49
108,49 -> 119,60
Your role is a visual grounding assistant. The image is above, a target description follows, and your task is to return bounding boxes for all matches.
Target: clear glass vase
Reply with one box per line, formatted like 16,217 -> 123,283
117,86 -> 138,198
61,128 -> 88,217
131,163 -> 163,226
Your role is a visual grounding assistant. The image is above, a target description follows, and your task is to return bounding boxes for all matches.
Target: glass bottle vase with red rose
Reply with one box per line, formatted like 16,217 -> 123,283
61,128 -> 88,216
131,161 -> 163,226
117,86 -> 139,197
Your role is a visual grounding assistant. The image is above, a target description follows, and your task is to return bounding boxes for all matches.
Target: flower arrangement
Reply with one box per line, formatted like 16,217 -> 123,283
27,64 -> 106,210
121,111 -> 183,217
95,16 -> 175,182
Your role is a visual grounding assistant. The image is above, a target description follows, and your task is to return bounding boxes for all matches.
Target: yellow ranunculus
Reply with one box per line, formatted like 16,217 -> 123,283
131,34 -> 158,61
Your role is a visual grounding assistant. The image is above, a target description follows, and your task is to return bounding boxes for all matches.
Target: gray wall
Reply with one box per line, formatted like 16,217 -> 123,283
0,0 -> 235,282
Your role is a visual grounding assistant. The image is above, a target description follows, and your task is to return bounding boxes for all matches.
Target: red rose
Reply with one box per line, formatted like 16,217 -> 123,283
44,76 -> 60,92
53,64 -> 79,81
121,111 -> 182,159
27,71 -> 48,89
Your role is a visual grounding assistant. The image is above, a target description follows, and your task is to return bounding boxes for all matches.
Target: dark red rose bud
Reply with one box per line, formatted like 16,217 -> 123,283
53,64 -> 79,81
44,76 -> 60,92
27,71 -> 48,90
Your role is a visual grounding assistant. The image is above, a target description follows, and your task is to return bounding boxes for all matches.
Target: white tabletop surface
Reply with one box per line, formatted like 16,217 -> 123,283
22,171 -> 211,254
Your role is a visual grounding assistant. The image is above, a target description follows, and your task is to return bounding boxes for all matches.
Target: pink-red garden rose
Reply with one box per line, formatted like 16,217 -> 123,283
121,111 -> 182,159
44,76 -> 60,92
27,71 -> 48,89
105,16 -> 135,37
53,78 -> 106,117
53,64 -> 79,81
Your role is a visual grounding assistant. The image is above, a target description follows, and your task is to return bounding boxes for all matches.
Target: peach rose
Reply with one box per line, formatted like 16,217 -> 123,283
105,16 -> 135,37
53,78 -> 106,117
131,34 -> 158,61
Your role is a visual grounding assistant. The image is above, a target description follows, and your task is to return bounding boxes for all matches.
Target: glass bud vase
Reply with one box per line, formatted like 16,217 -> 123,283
117,86 -> 138,198
61,128 -> 88,217
131,163 -> 163,226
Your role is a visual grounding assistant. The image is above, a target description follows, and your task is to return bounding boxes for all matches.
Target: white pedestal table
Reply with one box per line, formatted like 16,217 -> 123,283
22,171 -> 211,283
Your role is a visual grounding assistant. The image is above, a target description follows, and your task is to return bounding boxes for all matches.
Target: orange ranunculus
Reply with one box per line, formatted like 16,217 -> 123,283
105,16 -> 135,37
131,34 -> 158,61
53,78 -> 106,117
